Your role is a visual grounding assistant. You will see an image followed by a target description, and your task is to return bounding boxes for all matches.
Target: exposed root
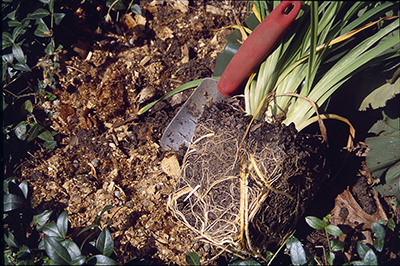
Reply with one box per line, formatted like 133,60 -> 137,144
167,102 -> 327,258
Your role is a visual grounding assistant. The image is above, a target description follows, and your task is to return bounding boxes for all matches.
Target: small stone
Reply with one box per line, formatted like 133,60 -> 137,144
155,183 -> 164,191
91,158 -> 99,168
126,200 -> 134,208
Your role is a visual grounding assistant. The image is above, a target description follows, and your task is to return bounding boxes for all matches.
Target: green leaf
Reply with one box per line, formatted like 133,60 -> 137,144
326,224 -> 344,236
4,193 -> 25,211
305,216 -> 326,230
106,0 -> 125,10
34,19 -> 51,37
214,29 -> 242,76
359,78 -> 400,111
55,44 -> 63,52
375,160 -> 400,200
6,9 -> 17,19
286,237 -> 307,266
27,123 -> 42,142
389,198 -> 398,206
356,241 -> 371,260
38,239 -> 45,250
18,180 -> 29,199
330,239 -> 344,252
38,130 -> 55,142
131,4 -> 142,15
363,249 -> 378,265
70,255 -> 87,265
96,228 -> 114,257
41,222 -> 64,241
43,140 -> 57,149
44,236 -> 71,265
368,113 -> 399,137
12,26 -> 27,42
371,222 -> 385,239
3,53 -> 13,64
12,44 -> 25,63
13,62 -> 31,72
60,239 -> 82,258
366,136 -> 400,174
373,238 -> 385,253
27,8 -> 50,19
22,99 -> 34,113
371,222 -> 385,252
4,231 -> 20,248
87,255 -> 118,265
3,177 -> 16,193
54,13 -> 66,25
57,211 -> 68,239
33,210 -> 53,228
2,32 -> 13,49
229,258 -> 261,265
327,251 -> 335,265
342,2 -> 395,34
387,218 -> 396,231
186,252 -> 200,266
305,1 -> 318,95
17,245 -> 32,259
8,20 -> 22,27
45,40 -> 55,55
138,78 -> 209,115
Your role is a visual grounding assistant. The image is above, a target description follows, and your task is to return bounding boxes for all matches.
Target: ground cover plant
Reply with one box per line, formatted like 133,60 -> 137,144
3,178 -> 118,265
3,0 -> 400,265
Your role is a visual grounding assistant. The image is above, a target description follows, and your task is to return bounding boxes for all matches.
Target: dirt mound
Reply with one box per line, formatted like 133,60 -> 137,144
169,101 -> 327,258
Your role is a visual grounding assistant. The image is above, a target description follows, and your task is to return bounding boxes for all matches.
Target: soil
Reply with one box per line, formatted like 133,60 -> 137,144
5,1 -> 399,265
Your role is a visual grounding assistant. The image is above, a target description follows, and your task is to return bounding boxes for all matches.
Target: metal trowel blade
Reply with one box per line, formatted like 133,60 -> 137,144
160,78 -> 224,151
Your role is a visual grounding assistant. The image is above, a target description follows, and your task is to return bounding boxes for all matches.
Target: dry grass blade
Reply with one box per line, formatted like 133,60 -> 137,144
299,114 -> 356,151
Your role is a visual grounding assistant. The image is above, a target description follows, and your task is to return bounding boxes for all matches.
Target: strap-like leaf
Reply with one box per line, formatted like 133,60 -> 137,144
138,78 -> 210,115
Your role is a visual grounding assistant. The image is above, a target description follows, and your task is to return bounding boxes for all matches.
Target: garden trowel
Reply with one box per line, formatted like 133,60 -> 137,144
160,1 -> 301,151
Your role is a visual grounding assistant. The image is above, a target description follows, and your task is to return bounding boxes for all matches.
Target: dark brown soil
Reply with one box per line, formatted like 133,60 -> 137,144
4,1 -> 399,265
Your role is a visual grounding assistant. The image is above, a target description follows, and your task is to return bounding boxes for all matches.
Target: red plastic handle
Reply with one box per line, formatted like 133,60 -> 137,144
217,1 -> 301,97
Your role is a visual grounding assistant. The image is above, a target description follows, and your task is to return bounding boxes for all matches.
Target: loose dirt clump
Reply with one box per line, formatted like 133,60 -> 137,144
169,101 -> 328,258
